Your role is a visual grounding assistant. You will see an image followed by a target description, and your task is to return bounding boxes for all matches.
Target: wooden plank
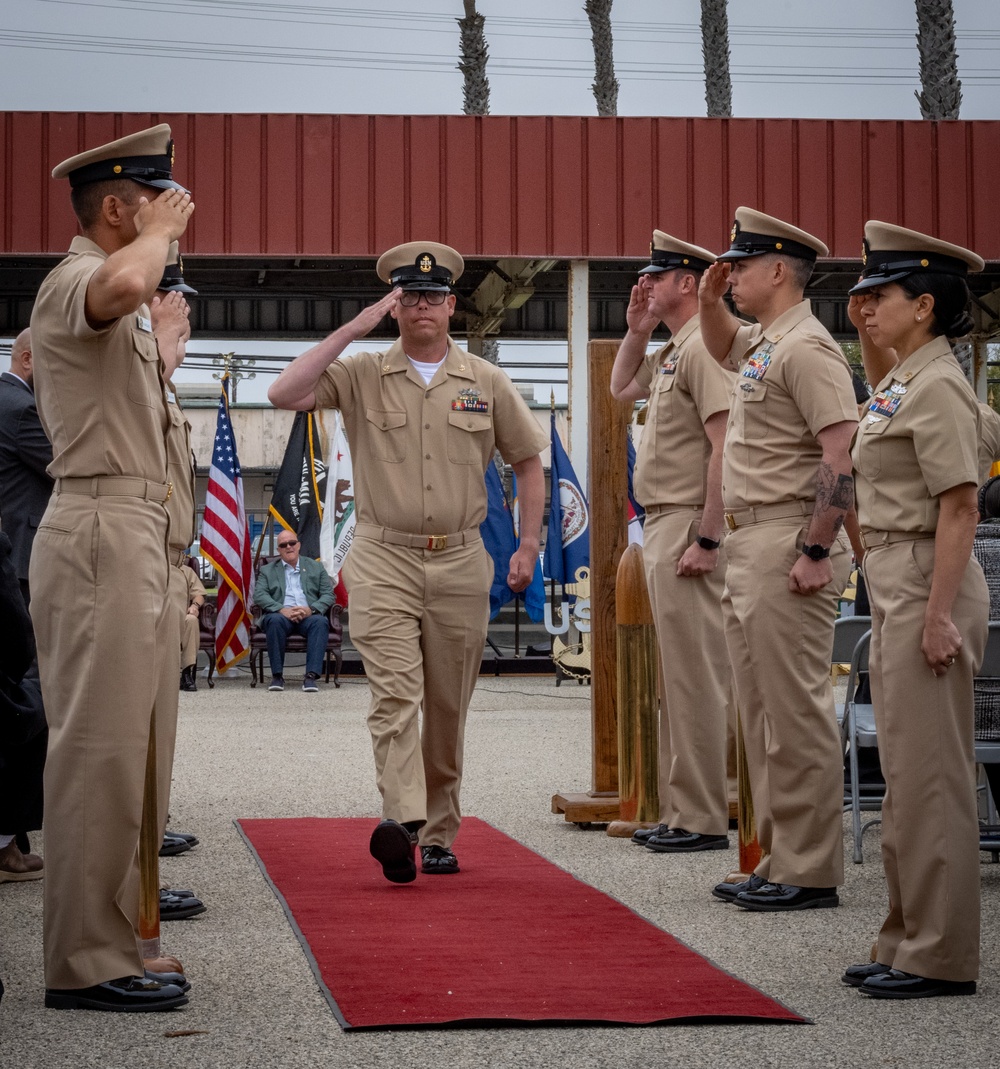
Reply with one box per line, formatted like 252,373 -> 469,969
550,792 -> 620,824
588,339 -> 632,795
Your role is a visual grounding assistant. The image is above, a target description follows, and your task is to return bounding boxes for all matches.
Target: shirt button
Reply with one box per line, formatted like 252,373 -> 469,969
426,485 -> 432,491
425,423 -> 430,429
425,454 -> 431,459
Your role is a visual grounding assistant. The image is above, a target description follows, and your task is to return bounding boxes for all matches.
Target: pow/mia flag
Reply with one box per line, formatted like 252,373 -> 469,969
269,411 -> 327,559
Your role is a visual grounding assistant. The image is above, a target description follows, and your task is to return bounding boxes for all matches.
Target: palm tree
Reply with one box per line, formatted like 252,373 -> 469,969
914,0 -> 962,119
458,0 -> 490,116
701,0 -> 732,117
585,0 -> 619,116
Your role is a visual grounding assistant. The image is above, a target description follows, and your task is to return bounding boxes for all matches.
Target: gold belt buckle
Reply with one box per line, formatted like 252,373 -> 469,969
724,512 -> 738,531
426,534 -> 448,551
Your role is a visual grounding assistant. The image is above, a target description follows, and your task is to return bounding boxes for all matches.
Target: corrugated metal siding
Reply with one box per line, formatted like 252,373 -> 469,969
2,113 -> 999,260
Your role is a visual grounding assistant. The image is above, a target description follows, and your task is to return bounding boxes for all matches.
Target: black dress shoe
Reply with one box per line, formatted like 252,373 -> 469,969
734,882 -> 839,912
860,969 -> 976,999
631,823 -> 669,845
179,666 -> 198,692
159,890 -> 207,921
646,828 -> 729,853
165,830 -> 199,847
144,968 -> 191,994
711,872 -> 765,902
842,961 -> 892,987
421,845 -> 460,874
45,975 -> 189,1012
369,819 -> 417,884
159,835 -> 192,858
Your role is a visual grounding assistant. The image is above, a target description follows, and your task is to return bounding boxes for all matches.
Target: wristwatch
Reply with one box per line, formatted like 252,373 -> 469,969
695,536 -> 720,551
801,542 -> 831,561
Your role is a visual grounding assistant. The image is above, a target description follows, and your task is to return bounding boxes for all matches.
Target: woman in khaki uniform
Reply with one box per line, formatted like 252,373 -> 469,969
844,222 -> 988,999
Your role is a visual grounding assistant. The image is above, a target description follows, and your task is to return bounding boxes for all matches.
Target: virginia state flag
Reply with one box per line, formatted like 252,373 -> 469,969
542,411 -> 589,591
480,462 -> 518,620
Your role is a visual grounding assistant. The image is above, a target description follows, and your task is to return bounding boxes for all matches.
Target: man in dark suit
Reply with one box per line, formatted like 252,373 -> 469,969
0,328 -> 54,607
0,329 -> 50,880
253,530 -> 335,692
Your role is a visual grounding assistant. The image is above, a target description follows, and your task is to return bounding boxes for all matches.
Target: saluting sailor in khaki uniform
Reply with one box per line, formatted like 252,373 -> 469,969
150,244 -> 201,855
698,208 -> 858,912
842,223 -> 987,999
611,231 -> 735,853
29,125 -> 194,1012
269,242 -> 547,883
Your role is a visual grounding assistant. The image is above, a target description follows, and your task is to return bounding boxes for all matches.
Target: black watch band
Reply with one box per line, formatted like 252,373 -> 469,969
695,536 -> 720,551
801,542 -> 831,561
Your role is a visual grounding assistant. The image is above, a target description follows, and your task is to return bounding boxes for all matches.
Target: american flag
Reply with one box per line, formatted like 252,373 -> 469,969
200,376 -> 253,673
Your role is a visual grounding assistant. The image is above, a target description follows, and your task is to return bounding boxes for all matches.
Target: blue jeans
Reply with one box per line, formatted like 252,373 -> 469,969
259,612 -> 329,678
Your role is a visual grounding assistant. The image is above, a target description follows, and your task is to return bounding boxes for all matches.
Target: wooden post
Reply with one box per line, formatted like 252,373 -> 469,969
138,715 -> 184,976
607,543 -> 659,837
551,339 -> 633,825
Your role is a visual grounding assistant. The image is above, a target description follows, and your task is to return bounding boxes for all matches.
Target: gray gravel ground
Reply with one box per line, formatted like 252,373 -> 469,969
2,668 -> 998,1069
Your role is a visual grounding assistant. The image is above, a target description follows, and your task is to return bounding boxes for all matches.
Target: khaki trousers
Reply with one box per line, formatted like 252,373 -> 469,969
643,509 -> 733,836
31,493 -> 171,989
152,565 -> 186,845
342,534 -> 491,847
179,594 -> 200,670
723,521 -> 850,888
865,539 -> 987,981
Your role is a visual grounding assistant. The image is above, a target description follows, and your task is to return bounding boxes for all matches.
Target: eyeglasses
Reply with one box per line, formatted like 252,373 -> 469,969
398,290 -> 448,307
277,540 -> 299,548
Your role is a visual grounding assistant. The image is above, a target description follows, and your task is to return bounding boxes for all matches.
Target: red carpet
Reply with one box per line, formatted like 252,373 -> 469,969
237,816 -> 806,1031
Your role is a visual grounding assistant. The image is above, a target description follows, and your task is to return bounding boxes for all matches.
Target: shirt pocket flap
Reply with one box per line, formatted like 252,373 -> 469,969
365,408 -> 407,431
447,411 -> 493,432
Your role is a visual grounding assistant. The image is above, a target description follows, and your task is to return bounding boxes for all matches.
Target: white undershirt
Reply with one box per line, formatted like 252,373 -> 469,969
406,356 -> 443,385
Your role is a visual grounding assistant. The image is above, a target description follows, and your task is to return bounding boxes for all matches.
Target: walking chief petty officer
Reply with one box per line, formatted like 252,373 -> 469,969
269,242 -> 547,883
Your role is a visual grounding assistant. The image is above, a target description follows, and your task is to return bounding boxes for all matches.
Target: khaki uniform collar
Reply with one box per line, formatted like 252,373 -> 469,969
662,313 -> 700,354
890,335 -> 954,384
68,235 -> 109,259
379,336 -> 475,389
761,299 -> 813,343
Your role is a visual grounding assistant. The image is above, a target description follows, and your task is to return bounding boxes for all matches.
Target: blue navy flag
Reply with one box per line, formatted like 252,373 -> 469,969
480,462 -> 518,620
626,433 -> 645,528
512,471 -> 545,624
542,411 -> 589,590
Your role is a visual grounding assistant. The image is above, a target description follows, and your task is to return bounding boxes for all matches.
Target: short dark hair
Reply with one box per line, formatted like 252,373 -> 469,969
70,178 -> 143,229
899,272 -> 975,338
757,252 -> 813,291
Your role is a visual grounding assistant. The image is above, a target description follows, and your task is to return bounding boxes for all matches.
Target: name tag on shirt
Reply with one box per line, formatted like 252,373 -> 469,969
136,314 -> 153,333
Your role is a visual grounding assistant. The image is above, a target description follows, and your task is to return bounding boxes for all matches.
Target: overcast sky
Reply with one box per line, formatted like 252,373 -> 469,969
2,0 -> 998,120
4,1 -> 998,405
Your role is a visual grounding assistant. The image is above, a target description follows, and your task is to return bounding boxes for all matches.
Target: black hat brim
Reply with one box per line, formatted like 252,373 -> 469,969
158,281 -> 198,295
849,270 -> 915,295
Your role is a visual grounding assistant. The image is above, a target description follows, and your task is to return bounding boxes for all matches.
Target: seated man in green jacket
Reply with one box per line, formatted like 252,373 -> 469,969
253,530 -> 335,692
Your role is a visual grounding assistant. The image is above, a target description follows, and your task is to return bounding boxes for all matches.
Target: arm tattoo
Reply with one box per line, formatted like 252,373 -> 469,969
816,463 -> 855,514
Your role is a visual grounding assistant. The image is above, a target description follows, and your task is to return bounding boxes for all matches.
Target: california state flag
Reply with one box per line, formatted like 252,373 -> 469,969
319,410 -> 355,606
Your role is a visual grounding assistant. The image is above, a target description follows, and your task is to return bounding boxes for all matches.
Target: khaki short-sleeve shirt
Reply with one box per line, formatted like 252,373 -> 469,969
313,338 -> 548,534
722,300 -> 857,509
166,392 -> 197,551
633,315 -> 734,508
182,561 -> 207,604
853,336 -> 980,534
977,402 -> 1000,483
30,237 -> 168,482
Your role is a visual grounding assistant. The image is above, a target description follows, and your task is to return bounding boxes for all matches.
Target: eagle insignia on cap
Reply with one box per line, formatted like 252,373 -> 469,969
170,140 -> 176,167
649,240 -> 654,256
419,255 -> 433,273
730,222 -> 738,243
861,239 -> 869,266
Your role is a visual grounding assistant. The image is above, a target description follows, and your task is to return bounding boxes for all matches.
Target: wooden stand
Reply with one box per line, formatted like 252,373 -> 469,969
551,340 -> 633,825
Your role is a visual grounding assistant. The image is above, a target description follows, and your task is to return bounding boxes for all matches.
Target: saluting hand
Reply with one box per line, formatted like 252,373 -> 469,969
134,188 -> 195,242
625,283 -> 658,337
846,292 -> 866,332
346,288 -> 402,342
698,261 -> 731,306
150,290 -> 190,334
